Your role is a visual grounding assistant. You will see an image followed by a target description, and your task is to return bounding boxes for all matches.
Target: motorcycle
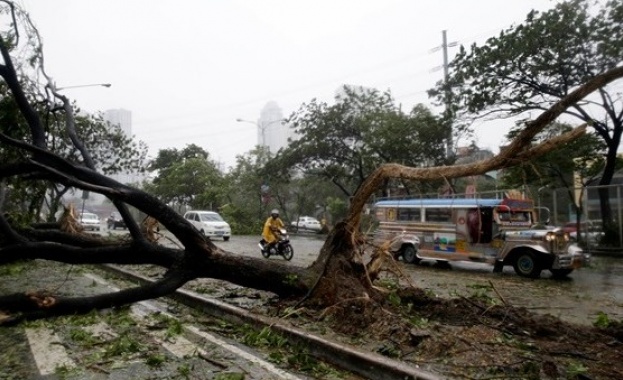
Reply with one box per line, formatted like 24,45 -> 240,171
259,228 -> 294,260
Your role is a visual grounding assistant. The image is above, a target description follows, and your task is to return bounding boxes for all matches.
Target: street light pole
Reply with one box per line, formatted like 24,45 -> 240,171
56,83 -> 112,90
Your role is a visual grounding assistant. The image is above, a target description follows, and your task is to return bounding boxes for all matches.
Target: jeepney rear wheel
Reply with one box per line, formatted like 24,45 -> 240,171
513,251 -> 542,278
550,268 -> 573,278
402,245 -> 420,264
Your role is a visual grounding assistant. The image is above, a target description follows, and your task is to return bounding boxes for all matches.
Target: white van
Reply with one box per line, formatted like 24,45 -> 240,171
79,212 -> 101,231
183,210 -> 231,241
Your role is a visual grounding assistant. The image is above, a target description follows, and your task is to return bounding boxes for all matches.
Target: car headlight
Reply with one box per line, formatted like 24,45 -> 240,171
545,232 -> 556,242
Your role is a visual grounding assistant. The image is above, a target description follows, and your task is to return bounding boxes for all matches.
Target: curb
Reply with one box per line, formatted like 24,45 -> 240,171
101,265 -> 439,380
587,248 -> 623,257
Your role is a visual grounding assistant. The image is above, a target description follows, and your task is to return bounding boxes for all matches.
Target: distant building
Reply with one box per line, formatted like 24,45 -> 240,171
103,108 -> 136,185
257,101 -> 295,154
103,108 -> 132,136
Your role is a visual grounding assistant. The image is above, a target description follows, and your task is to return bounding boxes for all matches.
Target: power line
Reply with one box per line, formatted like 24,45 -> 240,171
133,25 -> 507,134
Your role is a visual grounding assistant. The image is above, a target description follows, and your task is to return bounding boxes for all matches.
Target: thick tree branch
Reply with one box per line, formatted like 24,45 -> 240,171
346,66 -> 623,228
0,35 -> 46,148
0,133 -> 212,253
0,241 -> 178,267
46,82 -> 97,169
0,268 -> 193,323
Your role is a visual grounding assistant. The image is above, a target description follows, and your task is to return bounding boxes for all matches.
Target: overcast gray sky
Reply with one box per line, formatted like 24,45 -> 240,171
20,0 -> 561,168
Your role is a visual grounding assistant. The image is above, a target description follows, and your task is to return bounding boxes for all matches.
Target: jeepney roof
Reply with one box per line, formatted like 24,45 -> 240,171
374,198 -> 504,208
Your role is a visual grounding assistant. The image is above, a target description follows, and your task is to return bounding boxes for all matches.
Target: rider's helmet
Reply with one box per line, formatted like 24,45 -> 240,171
270,209 -> 279,218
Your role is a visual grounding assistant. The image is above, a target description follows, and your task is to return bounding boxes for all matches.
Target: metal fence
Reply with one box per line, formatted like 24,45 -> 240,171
533,184 -> 623,252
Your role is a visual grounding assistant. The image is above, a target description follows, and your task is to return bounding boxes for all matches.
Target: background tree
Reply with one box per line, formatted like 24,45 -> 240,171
219,146 -> 274,233
272,87 -> 448,199
430,0 -> 623,237
146,144 -> 223,210
0,82 -> 146,223
148,143 -> 210,178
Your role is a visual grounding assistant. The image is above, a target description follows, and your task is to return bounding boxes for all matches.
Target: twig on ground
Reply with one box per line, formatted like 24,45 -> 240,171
488,280 -> 507,306
198,351 -> 228,368
86,364 -> 111,374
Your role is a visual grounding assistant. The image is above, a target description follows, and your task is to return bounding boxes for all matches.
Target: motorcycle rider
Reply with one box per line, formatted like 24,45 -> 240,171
261,209 -> 285,253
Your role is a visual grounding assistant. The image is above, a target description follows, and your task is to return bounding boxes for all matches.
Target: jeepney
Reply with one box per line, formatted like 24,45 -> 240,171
373,196 -> 588,278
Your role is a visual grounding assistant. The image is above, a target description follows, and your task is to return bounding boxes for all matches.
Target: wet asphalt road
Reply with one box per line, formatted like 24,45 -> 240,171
110,228 -> 623,326
211,232 -> 326,266
208,233 -> 623,325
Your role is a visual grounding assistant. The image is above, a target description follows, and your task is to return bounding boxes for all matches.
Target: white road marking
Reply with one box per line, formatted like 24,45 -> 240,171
83,272 -> 305,380
25,327 -> 75,375
185,325 -> 303,380
153,333 -> 200,358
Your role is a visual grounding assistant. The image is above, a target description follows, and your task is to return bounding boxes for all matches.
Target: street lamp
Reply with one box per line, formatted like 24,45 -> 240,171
236,118 -> 283,149
56,83 -> 112,90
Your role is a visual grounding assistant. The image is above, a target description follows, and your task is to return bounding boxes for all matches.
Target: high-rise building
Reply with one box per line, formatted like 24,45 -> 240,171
104,108 -> 132,136
257,101 -> 295,154
103,108 -> 135,185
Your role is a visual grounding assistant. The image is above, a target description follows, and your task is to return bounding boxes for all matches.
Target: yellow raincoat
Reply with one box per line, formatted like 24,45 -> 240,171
262,216 -> 284,244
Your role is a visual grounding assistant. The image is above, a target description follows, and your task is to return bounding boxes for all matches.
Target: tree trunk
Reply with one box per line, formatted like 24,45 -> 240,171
598,127 -> 622,243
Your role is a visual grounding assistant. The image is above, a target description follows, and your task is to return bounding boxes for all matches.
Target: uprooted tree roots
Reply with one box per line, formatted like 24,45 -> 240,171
269,282 -> 623,379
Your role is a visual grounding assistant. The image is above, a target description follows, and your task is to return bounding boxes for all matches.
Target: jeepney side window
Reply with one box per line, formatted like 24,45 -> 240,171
494,206 -> 511,223
510,212 -> 531,223
397,208 -> 421,221
510,212 -> 526,221
425,208 -> 452,223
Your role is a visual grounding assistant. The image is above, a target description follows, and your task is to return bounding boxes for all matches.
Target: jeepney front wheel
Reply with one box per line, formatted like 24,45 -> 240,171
512,251 -> 542,278
402,245 -> 420,264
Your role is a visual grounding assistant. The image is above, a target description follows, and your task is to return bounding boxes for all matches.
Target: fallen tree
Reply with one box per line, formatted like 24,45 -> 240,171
1,1 -> 623,324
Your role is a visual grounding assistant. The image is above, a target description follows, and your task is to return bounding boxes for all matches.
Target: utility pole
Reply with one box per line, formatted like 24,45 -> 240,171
442,30 -> 450,84
440,30 -> 457,158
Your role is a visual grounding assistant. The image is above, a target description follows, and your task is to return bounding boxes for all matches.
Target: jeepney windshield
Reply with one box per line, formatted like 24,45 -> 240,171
496,210 -> 532,225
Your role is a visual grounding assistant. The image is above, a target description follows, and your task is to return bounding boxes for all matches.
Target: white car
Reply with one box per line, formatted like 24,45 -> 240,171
291,216 -> 322,232
79,212 -> 101,231
183,210 -> 231,241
